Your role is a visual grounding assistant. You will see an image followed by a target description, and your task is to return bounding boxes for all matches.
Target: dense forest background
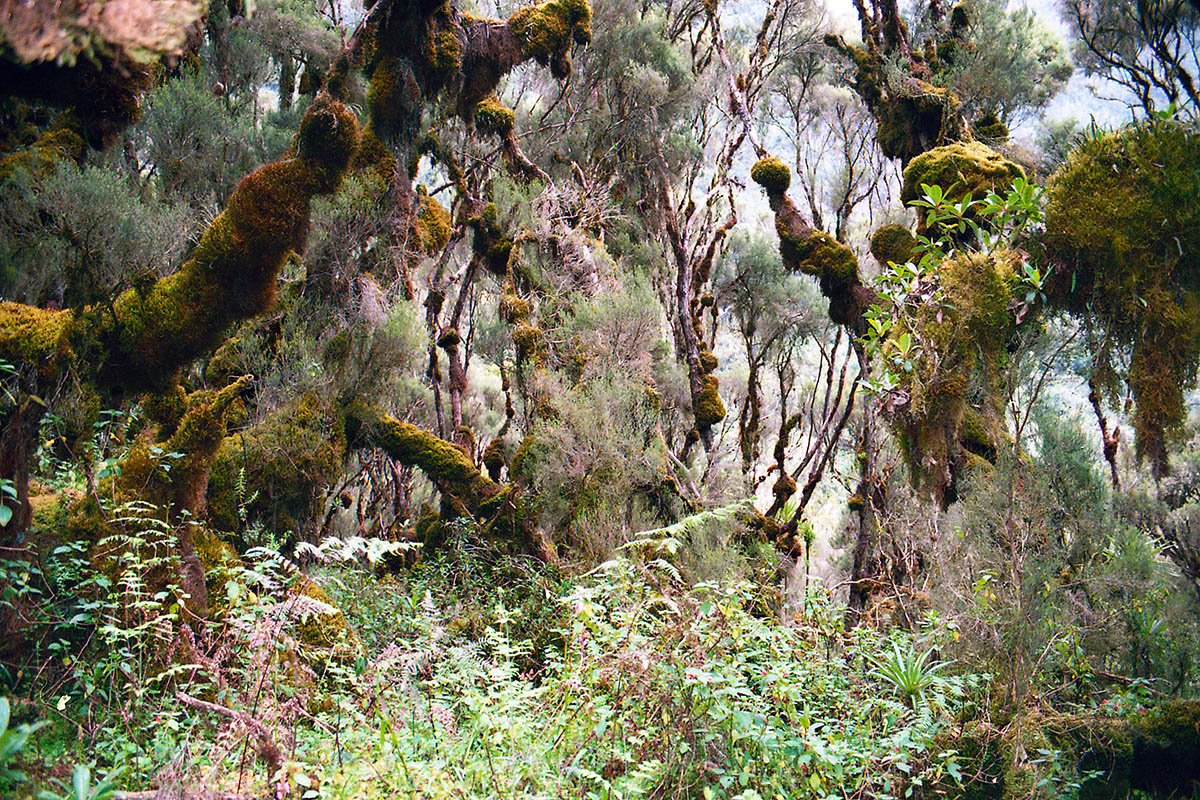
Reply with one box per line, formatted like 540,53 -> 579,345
0,0 -> 1198,796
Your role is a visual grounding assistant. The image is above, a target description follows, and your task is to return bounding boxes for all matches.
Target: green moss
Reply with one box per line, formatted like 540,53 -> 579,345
508,0 -> 592,79
1043,120 -> 1200,476
207,394 -> 346,537
193,526 -> 242,614
869,223 -> 917,266
950,3 -> 970,31
287,577 -> 364,663
877,81 -> 965,165
482,436 -> 506,480
750,156 -> 791,196
901,141 -> 1024,208
698,349 -> 719,374
205,336 -> 247,388
0,302 -> 72,372
973,112 -> 1009,142
416,190 -> 452,253
780,228 -> 862,324
695,375 -> 726,427
0,126 -> 86,180
469,203 -> 514,276
294,95 -> 361,189
513,323 -> 542,360
352,129 -> 397,179
887,251 -> 1018,504
437,328 -> 461,349
364,56 -> 417,142
500,293 -> 531,323
0,97 -> 360,397
142,382 -> 188,435
475,96 -> 516,136
347,406 -> 549,561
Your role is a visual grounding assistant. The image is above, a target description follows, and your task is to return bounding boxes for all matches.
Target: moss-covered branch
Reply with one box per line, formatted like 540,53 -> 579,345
750,156 -> 873,328
1,96 -> 359,395
345,402 -> 555,562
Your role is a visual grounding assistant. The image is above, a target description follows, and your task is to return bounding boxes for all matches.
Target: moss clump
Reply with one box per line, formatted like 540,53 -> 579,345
425,27 -> 465,82
482,436 -> 506,480
513,323 -> 542,360
901,141 -> 1024,208
973,111 -> 1009,142
437,328 -> 461,349
287,577 -> 364,663
508,0 -> 592,79
207,394 -> 346,538
475,96 -> 516,136
750,156 -> 791,196
0,301 -> 72,374
142,382 -> 188,435
0,126 -> 86,180
346,405 -> 510,523
698,349 -> 719,374
771,473 -> 796,504
352,129 -> 397,180
1043,120 -> 1200,476
500,293 -> 531,323
294,96 -> 361,191
468,202 -> 514,276
418,191 -> 452,252
869,223 -> 918,266
695,375 -> 726,427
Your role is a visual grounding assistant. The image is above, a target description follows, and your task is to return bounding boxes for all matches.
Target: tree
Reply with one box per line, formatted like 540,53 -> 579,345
914,0 -> 1072,128
1063,0 -> 1200,119
0,0 -> 597,566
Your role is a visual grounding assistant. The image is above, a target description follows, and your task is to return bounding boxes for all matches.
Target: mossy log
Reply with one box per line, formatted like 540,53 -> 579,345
1071,700 -> 1200,799
0,96 -> 358,533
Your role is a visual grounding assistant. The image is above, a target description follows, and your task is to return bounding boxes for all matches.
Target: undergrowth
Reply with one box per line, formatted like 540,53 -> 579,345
1,514 -> 997,800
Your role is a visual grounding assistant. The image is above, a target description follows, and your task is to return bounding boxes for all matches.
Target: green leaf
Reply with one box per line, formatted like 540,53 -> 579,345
73,764 -> 90,800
